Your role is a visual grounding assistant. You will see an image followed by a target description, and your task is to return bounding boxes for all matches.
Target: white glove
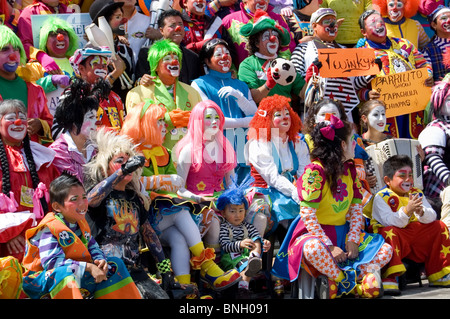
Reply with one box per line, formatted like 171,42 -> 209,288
218,86 -> 258,116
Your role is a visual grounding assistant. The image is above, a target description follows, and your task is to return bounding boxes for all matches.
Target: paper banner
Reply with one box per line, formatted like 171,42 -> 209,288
371,68 -> 431,118
31,13 -> 92,49
317,48 -> 379,78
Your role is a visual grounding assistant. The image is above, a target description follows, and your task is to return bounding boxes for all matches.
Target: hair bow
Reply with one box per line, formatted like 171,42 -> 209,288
319,113 -> 343,140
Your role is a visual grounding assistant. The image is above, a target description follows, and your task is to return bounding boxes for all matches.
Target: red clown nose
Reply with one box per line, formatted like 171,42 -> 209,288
270,35 -> 277,42
56,33 -> 65,41
14,119 -> 22,125
175,25 -> 182,32
8,53 -> 17,61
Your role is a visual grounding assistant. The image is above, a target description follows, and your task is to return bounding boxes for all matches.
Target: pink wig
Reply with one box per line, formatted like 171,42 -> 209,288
175,100 -> 236,173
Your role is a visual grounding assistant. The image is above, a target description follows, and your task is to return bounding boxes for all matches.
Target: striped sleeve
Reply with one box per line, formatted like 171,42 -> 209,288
290,43 -> 309,77
424,146 -> 450,184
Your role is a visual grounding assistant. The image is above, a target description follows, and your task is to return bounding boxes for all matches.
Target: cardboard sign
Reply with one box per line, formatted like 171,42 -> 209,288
371,68 -> 431,118
31,13 -> 92,49
317,48 -> 379,78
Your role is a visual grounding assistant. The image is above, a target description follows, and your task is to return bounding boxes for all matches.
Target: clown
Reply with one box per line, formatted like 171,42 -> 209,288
0,99 -> 60,260
126,39 -> 202,151
360,9 -> 433,139
120,101 -> 241,294
423,5 -> 450,81
237,10 -> 305,109
373,0 -> 430,50
222,0 -> 296,68
70,44 -> 125,135
0,25 -> 53,144
17,17 -> 78,118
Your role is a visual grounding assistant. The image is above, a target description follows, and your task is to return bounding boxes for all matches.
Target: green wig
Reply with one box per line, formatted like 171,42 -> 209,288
0,25 -> 26,65
39,17 -> 79,57
147,38 -> 182,77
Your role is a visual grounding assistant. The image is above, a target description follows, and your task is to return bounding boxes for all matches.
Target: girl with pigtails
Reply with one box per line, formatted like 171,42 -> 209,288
272,113 -> 393,299
0,99 -> 60,259
121,100 -> 241,293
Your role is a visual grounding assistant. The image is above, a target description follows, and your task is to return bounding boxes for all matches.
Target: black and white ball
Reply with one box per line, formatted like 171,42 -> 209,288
269,58 -> 297,86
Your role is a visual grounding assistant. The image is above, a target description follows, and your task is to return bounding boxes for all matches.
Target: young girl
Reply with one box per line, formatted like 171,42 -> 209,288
272,114 -> 393,299
174,100 -> 237,254
359,99 -> 391,147
120,101 -> 241,292
245,94 -> 310,236
0,99 -> 60,259
49,77 -> 108,182
83,127 -> 182,299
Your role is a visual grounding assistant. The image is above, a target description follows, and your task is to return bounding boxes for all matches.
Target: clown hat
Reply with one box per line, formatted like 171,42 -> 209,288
89,0 -> 124,25
239,10 -> 291,46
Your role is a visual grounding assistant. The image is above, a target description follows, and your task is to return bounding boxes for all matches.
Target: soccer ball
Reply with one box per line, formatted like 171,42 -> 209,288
269,58 -> 297,86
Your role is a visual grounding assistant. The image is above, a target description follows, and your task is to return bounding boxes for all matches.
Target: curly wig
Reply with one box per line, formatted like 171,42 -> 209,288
372,0 -> 420,19
38,16 -> 79,57
247,94 -> 302,142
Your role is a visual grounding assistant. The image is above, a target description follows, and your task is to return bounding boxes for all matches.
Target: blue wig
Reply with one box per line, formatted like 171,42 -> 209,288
216,174 -> 254,211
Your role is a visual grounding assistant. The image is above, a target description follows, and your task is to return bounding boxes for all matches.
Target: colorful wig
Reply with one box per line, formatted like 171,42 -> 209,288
372,0 -> 420,19
174,100 -> 237,173
247,94 -> 302,142
430,73 -> 450,119
147,38 -> 182,77
38,16 -> 79,57
216,174 -> 254,211
0,25 -> 26,65
120,100 -> 167,150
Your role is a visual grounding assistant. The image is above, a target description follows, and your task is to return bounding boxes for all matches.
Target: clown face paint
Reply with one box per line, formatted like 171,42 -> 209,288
185,0 -> 206,15
387,166 -> 413,196
157,118 -> 167,143
434,12 -> 450,37
56,185 -> 88,224
107,152 -> 134,186
78,109 -> 97,138
258,29 -> 279,56
314,15 -> 338,42
315,103 -> 340,123
0,111 -> 28,145
0,45 -> 20,74
246,0 -> 268,12
367,104 -> 386,132
387,0 -> 405,23
46,29 -> 70,58
362,13 -> 387,43
109,8 -> 127,36
157,53 -> 180,78
203,107 -> 220,139
160,15 -> 185,45
79,55 -> 109,83
207,44 -> 232,73
272,107 -> 291,135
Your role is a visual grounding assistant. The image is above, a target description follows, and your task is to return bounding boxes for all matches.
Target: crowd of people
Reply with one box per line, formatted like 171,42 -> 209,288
1,0 -> 450,300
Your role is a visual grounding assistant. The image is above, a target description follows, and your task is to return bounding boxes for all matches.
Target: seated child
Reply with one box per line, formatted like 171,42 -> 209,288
216,175 -> 271,298
371,154 -> 450,295
21,172 -> 141,299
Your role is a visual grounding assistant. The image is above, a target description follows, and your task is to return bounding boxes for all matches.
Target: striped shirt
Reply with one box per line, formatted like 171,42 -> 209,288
219,220 -> 261,253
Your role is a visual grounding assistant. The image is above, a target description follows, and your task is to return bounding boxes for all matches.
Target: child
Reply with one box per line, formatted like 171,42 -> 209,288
272,114 -> 393,299
216,175 -> 271,298
371,154 -> 450,295
21,172 -> 141,299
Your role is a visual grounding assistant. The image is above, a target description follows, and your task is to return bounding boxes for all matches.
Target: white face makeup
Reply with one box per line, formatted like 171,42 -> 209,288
209,45 -> 232,72
254,0 -> 268,11
435,12 -> 450,35
162,54 -> 180,77
90,56 -> 108,79
1,111 -> 27,143
79,109 -> 97,138
203,107 -> 220,138
261,30 -> 279,55
315,103 -> 340,123
387,0 -> 404,22
367,105 -> 387,132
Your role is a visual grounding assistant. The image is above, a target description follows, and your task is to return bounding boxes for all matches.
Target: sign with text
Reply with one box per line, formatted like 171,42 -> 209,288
317,48 -> 379,78
31,13 -> 91,49
371,68 -> 431,118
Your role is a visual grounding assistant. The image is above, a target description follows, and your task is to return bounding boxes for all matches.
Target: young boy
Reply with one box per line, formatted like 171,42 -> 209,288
21,172 -> 141,299
371,155 -> 450,295
216,176 -> 271,298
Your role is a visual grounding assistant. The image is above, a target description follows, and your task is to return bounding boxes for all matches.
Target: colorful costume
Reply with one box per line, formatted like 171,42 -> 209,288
272,160 -> 392,298
371,186 -> 450,286
22,212 -> 141,299
362,36 -> 433,139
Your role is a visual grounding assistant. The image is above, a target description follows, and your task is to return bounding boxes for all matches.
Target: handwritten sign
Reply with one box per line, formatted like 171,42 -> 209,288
371,68 -> 431,118
317,48 -> 379,78
31,13 -> 92,49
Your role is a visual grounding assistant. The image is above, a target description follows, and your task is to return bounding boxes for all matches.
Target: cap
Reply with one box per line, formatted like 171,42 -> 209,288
310,8 -> 337,25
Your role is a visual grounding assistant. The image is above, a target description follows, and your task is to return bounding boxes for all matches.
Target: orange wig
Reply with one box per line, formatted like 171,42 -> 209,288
247,94 -> 302,142
120,101 -> 167,151
372,0 -> 420,19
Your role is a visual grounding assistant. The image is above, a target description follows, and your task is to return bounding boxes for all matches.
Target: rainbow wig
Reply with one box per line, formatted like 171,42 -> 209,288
216,174 -> 254,211
247,94 -> 302,142
120,100 -> 167,151
372,0 -> 420,19
0,25 -> 26,65
147,38 -> 182,77
38,16 -> 79,57
174,100 -> 236,173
